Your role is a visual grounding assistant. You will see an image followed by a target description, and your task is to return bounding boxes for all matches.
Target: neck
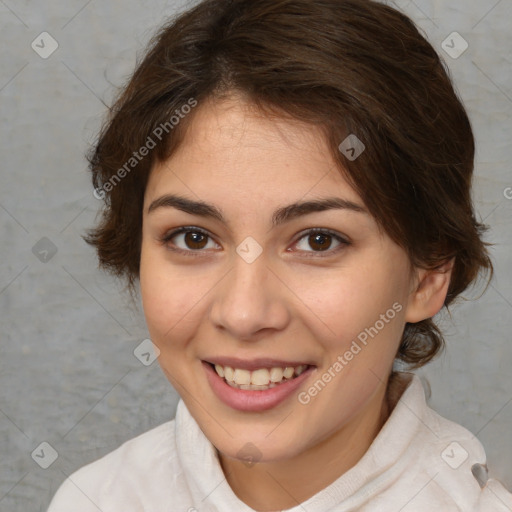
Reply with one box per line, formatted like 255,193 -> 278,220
218,379 -> 393,512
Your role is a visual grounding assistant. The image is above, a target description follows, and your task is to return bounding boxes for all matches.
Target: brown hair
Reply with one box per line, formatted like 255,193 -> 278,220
84,0 -> 493,368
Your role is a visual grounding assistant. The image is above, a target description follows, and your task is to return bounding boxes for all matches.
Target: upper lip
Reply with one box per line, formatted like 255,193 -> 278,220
203,357 -> 314,371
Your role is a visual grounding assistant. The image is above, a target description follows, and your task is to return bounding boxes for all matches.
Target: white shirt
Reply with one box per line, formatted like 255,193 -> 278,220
47,374 -> 512,511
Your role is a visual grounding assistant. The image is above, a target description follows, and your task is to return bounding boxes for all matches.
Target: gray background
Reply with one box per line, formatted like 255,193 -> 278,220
0,0 -> 511,510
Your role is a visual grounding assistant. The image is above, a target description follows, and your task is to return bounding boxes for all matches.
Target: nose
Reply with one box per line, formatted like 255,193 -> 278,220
209,249 -> 291,341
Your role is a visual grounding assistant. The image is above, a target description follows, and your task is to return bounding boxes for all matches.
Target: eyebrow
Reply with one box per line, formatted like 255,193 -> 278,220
147,193 -> 368,227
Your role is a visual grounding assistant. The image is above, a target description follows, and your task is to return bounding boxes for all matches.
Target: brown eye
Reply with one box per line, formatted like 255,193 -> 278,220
161,227 -> 219,253
293,229 -> 349,256
184,231 -> 208,250
308,233 -> 332,251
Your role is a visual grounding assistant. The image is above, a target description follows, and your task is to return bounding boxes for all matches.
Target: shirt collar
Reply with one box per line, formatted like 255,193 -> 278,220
175,372 -> 427,511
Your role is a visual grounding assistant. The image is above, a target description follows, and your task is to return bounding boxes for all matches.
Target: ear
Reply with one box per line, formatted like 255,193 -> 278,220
404,258 -> 455,323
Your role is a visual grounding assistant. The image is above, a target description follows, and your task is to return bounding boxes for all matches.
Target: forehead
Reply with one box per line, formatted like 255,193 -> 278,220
179,96 -> 326,154
144,96 -> 363,208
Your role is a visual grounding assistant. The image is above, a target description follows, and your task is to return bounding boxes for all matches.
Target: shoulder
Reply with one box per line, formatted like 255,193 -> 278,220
402,376 -> 512,511
47,420 -> 178,512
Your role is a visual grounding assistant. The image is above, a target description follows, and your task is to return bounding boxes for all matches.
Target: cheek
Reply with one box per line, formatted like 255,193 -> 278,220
140,246 -> 182,339
294,270 -> 396,334
290,260 -> 408,365
139,248 -> 216,346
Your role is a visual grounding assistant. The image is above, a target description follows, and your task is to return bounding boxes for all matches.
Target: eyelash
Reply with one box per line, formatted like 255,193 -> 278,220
158,226 -> 350,258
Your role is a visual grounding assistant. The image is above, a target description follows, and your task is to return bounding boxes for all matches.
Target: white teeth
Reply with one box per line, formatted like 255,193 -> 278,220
269,367 -> 284,382
283,367 -> 295,379
224,366 -> 234,381
295,365 -> 307,376
226,380 -> 279,390
213,363 -> 309,388
251,368 -> 270,385
233,369 -> 251,385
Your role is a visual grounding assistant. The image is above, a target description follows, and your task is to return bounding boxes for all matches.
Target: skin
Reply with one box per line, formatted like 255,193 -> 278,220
139,95 -> 453,511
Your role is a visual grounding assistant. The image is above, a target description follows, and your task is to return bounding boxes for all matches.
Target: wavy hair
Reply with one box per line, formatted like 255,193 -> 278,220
84,0 -> 493,368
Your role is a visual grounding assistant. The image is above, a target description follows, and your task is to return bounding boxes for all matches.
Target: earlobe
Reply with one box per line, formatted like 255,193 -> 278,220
404,258 -> 455,324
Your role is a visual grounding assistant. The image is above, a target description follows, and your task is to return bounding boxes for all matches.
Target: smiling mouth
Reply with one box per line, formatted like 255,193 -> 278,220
205,361 -> 312,390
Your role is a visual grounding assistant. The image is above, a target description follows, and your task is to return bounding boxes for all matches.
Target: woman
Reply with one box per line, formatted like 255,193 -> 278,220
48,0 -> 512,510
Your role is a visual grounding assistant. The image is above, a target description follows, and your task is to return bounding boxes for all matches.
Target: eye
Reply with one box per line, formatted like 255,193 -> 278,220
160,226 -> 220,253
159,226 -> 349,257
292,229 -> 349,256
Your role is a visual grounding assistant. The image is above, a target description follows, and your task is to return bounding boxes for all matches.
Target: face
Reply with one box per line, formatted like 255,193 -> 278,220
140,96 -> 419,466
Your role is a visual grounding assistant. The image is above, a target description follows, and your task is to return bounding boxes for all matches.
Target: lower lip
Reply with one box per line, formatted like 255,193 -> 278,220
202,361 -> 315,412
